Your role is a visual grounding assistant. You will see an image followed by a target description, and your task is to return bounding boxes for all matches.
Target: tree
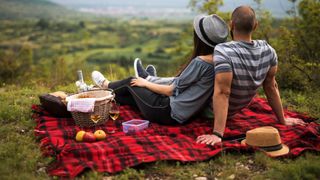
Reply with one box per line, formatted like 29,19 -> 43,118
189,0 -> 223,14
188,0 -> 320,88
0,46 -> 33,84
278,0 -> 320,87
296,0 -> 320,64
252,0 -> 273,42
36,18 -> 49,30
134,47 -> 142,53
79,21 -> 86,28
189,0 -> 229,20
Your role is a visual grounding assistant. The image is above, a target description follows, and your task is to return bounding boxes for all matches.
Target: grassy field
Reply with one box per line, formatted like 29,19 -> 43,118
0,19 -> 190,87
0,83 -> 319,179
0,2 -> 319,178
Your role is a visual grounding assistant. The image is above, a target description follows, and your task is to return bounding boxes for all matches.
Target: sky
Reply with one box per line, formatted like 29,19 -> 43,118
49,0 -> 293,18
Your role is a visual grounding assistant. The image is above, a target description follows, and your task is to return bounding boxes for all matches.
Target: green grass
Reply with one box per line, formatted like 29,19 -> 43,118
0,16 -> 319,180
0,85 -> 50,179
0,19 -> 186,85
281,90 -> 320,119
0,84 -> 319,179
60,153 -> 320,179
0,0 -> 319,178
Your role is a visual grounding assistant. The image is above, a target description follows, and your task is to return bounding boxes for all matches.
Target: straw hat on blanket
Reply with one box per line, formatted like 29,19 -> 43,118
241,126 -> 289,157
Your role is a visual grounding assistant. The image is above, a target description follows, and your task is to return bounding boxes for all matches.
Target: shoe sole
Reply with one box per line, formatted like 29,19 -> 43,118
134,58 -> 140,78
146,65 -> 157,77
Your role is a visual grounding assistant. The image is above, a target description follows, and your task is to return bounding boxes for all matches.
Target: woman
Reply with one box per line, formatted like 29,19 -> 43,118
133,58 -> 175,85
92,14 -> 228,125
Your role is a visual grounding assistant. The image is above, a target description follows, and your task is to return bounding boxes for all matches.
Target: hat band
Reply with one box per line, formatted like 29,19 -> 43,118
259,144 -> 283,152
199,17 -> 218,47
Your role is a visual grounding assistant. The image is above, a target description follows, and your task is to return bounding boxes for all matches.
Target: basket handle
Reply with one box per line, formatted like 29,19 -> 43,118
105,88 -> 115,102
85,87 -> 115,98
96,88 -> 115,101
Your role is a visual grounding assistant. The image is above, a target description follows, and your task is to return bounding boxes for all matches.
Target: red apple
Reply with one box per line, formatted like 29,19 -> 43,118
94,130 -> 107,140
83,132 -> 96,142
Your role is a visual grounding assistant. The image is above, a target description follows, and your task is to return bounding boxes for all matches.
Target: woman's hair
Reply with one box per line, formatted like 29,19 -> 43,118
177,31 -> 214,76
191,30 -> 215,59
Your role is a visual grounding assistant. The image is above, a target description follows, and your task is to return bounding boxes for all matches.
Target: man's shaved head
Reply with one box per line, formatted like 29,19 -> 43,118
231,6 -> 257,34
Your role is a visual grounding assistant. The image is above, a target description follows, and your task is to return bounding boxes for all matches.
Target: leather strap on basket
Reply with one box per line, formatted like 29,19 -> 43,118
90,114 -> 102,124
87,88 -> 115,124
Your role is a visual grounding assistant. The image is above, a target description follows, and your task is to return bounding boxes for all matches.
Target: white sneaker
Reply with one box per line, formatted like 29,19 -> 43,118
91,71 -> 108,88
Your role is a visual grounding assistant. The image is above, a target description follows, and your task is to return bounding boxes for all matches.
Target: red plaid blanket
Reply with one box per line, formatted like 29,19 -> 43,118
32,97 -> 320,178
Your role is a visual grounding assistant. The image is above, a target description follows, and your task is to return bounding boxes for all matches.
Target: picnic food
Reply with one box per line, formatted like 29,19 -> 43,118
83,132 -> 96,142
50,91 -> 68,99
67,90 -> 114,127
94,130 -> 107,140
77,94 -> 91,99
122,119 -> 149,133
76,131 -> 98,142
39,91 -> 71,117
75,130 -> 86,142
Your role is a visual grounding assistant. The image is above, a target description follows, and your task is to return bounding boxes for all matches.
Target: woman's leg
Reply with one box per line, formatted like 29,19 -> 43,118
126,86 -> 177,125
109,77 -> 177,125
146,76 -> 175,85
133,59 -> 175,85
108,77 -> 136,106
92,72 -> 137,106
93,74 -> 177,125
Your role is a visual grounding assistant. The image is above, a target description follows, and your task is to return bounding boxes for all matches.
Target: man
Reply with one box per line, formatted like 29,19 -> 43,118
196,6 -> 306,145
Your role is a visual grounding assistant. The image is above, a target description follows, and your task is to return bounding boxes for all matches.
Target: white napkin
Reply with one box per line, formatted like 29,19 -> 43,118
67,98 -> 96,113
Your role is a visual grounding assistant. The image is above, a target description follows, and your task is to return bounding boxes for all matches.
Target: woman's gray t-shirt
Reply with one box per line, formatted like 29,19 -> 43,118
170,57 -> 215,123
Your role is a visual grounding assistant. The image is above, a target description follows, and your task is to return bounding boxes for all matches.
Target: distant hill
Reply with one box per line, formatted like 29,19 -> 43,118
0,0 -> 80,20
50,0 -> 293,18
0,0 -> 294,20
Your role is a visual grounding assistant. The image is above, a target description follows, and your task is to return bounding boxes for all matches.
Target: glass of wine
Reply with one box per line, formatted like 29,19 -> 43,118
108,101 -> 120,134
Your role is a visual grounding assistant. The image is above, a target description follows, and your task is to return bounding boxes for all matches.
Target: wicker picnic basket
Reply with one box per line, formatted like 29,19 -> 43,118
66,90 -> 115,127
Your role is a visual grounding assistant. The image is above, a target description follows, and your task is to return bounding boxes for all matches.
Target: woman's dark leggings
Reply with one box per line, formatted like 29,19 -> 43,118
108,77 -> 177,125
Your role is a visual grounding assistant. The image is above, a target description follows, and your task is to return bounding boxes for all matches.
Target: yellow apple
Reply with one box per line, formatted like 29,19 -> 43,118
94,130 -> 107,140
75,130 -> 86,142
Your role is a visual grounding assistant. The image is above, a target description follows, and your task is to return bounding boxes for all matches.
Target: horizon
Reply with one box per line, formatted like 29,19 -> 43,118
49,0 -> 293,18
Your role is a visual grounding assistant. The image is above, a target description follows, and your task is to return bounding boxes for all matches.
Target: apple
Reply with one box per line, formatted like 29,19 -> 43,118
94,130 -> 107,140
75,130 -> 86,142
83,132 -> 96,142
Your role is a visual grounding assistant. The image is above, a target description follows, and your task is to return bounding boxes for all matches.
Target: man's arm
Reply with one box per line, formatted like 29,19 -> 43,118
131,77 -> 174,96
212,72 -> 233,135
262,66 -> 306,125
196,72 -> 233,145
262,66 -> 285,124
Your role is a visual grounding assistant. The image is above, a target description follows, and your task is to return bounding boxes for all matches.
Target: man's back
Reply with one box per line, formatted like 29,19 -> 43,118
214,40 -> 278,117
197,6 -> 305,146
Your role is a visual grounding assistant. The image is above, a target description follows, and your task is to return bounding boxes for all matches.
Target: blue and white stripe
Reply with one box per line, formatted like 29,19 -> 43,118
213,40 -> 278,117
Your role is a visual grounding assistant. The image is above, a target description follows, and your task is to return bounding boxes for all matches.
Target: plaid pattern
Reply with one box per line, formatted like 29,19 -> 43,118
32,97 -> 320,178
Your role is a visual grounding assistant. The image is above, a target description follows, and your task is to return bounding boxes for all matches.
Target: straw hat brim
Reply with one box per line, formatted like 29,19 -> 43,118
241,139 -> 290,157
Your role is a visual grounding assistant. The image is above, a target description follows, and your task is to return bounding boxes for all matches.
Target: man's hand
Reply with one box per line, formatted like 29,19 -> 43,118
196,134 -> 221,145
131,77 -> 149,87
283,117 -> 307,126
